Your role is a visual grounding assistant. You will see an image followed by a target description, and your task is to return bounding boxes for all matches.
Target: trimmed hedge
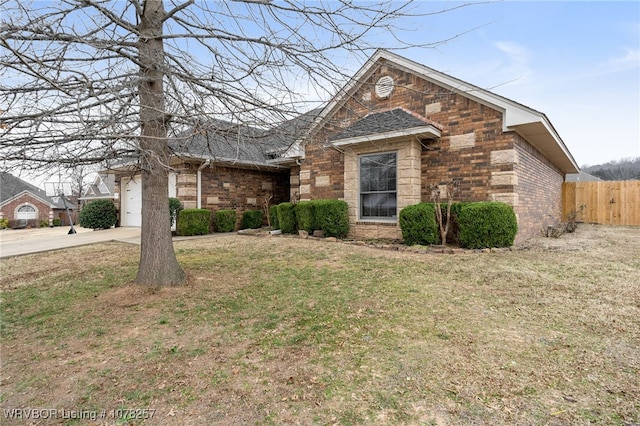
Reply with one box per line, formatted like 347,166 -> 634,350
294,201 -> 316,233
399,202 -> 439,246
276,202 -> 296,234
79,199 -> 118,230
458,202 -> 518,249
215,209 -> 236,233
269,205 -> 279,229
177,209 -> 211,236
314,200 -> 349,238
242,209 -> 263,229
52,218 -> 62,227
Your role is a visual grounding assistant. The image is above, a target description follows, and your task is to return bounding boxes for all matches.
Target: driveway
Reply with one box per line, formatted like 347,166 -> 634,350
0,227 -> 141,259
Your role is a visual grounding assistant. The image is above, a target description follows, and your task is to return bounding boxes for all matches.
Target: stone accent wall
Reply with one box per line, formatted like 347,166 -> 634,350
513,135 -> 564,242
343,139 -> 421,239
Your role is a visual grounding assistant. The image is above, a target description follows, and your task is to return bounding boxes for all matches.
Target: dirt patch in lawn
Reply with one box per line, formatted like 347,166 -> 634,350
1,224 -> 639,425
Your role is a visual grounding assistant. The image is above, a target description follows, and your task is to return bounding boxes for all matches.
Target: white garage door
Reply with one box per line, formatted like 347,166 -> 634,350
122,174 -> 177,227
123,177 -> 142,227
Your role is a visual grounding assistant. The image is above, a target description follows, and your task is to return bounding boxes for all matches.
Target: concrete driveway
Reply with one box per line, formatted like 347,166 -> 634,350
0,226 -> 141,259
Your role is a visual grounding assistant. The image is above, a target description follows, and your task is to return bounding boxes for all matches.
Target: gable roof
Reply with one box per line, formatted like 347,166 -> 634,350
0,172 -> 72,209
289,49 -> 579,174
80,174 -> 116,200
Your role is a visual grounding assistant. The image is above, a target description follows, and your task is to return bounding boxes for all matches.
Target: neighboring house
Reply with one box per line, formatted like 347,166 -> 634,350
78,174 -> 117,206
0,172 -> 77,227
565,171 -> 602,182
110,50 -> 579,242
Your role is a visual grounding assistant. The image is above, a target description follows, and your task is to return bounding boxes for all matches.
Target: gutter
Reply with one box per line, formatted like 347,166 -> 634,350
197,160 -> 210,209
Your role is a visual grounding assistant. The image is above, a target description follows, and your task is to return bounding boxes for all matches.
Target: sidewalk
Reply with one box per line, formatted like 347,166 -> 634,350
0,227 -> 142,259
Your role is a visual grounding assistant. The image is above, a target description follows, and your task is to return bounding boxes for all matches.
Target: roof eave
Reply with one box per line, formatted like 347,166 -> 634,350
331,125 -> 441,147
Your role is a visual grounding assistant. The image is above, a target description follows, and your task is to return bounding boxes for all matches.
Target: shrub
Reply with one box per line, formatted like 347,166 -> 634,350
269,205 -> 279,229
314,200 -> 349,238
399,202 -> 439,246
242,209 -> 263,229
276,202 -> 296,234
79,199 -> 118,229
177,209 -> 211,236
458,202 -> 518,249
215,209 -> 236,233
0,218 -> 8,229
40,220 -> 49,227
294,201 -> 316,233
52,217 -> 62,227
169,197 -> 182,227
442,202 -> 472,245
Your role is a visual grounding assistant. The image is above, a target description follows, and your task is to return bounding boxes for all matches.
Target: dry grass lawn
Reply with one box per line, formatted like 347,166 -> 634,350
1,224 -> 639,425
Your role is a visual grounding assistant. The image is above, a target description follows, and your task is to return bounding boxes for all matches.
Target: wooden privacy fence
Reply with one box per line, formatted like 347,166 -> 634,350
563,180 -> 640,226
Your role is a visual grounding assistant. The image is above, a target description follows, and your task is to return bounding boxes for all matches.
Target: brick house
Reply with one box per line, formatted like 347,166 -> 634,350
112,50 -> 578,242
270,50 -> 579,242
0,172 -> 77,227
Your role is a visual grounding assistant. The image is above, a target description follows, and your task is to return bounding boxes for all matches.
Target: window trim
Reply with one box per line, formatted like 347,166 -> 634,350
358,151 -> 398,222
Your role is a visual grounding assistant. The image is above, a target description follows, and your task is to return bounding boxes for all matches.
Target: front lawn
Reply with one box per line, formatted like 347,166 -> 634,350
1,225 -> 638,425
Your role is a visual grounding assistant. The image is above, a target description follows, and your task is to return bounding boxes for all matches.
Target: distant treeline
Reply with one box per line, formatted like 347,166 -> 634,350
582,157 -> 640,181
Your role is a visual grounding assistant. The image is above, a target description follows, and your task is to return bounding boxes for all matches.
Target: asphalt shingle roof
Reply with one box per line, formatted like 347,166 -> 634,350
330,108 -> 442,142
0,172 -> 72,209
169,109 -> 322,165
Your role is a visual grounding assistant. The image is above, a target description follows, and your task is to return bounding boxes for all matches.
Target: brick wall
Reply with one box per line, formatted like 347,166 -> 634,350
303,59 -> 526,240
513,135 -> 564,242
197,165 -> 289,228
0,194 -> 52,225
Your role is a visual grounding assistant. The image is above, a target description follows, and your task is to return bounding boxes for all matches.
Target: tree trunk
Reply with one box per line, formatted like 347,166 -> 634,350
136,0 -> 185,286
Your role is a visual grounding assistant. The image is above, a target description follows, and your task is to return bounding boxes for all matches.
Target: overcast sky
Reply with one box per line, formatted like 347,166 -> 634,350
394,0 -> 639,167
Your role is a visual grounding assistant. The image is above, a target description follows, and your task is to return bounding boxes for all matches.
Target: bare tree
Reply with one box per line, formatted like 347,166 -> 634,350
1,0 -> 467,285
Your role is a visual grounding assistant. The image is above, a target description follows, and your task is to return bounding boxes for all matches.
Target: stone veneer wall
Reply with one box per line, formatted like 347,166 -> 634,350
513,135 -> 565,242
343,139 -> 421,240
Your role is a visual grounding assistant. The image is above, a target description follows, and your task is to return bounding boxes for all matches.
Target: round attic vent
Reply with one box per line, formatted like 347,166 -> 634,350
374,75 -> 394,98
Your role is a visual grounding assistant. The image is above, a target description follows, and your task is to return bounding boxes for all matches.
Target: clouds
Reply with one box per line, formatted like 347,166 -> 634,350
595,48 -> 640,76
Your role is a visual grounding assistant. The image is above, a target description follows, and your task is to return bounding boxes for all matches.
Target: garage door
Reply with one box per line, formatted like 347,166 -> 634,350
123,177 -> 142,227
121,174 -> 177,227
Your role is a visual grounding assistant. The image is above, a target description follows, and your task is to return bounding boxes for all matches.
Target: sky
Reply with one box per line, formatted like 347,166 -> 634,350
5,0 -> 639,189
392,0 -> 640,167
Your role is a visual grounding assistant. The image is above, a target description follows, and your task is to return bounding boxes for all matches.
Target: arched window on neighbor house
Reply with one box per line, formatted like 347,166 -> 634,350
16,204 -> 37,221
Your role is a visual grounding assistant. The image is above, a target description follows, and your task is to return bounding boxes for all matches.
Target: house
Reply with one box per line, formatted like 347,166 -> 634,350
78,174 -> 117,206
0,172 -> 77,227
111,50 -> 579,242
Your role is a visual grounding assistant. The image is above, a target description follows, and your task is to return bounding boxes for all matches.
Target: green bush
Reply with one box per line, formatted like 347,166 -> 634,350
52,217 -> 62,227
276,202 -> 296,234
242,209 -> 263,229
269,205 -> 279,229
294,201 -> 316,233
0,218 -> 8,229
399,202 -> 439,246
79,199 -> 118,229
458,202 -> 518,249
40,220 -> 49,227
169,197 -> 182,227
177,209 -> 211,236
314,200 -> 349,238
215,209 -> 236,233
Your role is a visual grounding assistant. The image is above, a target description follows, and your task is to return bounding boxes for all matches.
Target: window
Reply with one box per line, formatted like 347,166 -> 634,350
359,152 -> 397,219
17,205 -> 37,221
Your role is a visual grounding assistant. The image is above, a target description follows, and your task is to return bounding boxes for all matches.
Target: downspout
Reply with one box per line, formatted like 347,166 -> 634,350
197,160 -> 210,209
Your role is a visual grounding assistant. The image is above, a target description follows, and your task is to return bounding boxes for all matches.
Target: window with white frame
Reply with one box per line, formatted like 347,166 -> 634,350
359,152 -> 397,219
